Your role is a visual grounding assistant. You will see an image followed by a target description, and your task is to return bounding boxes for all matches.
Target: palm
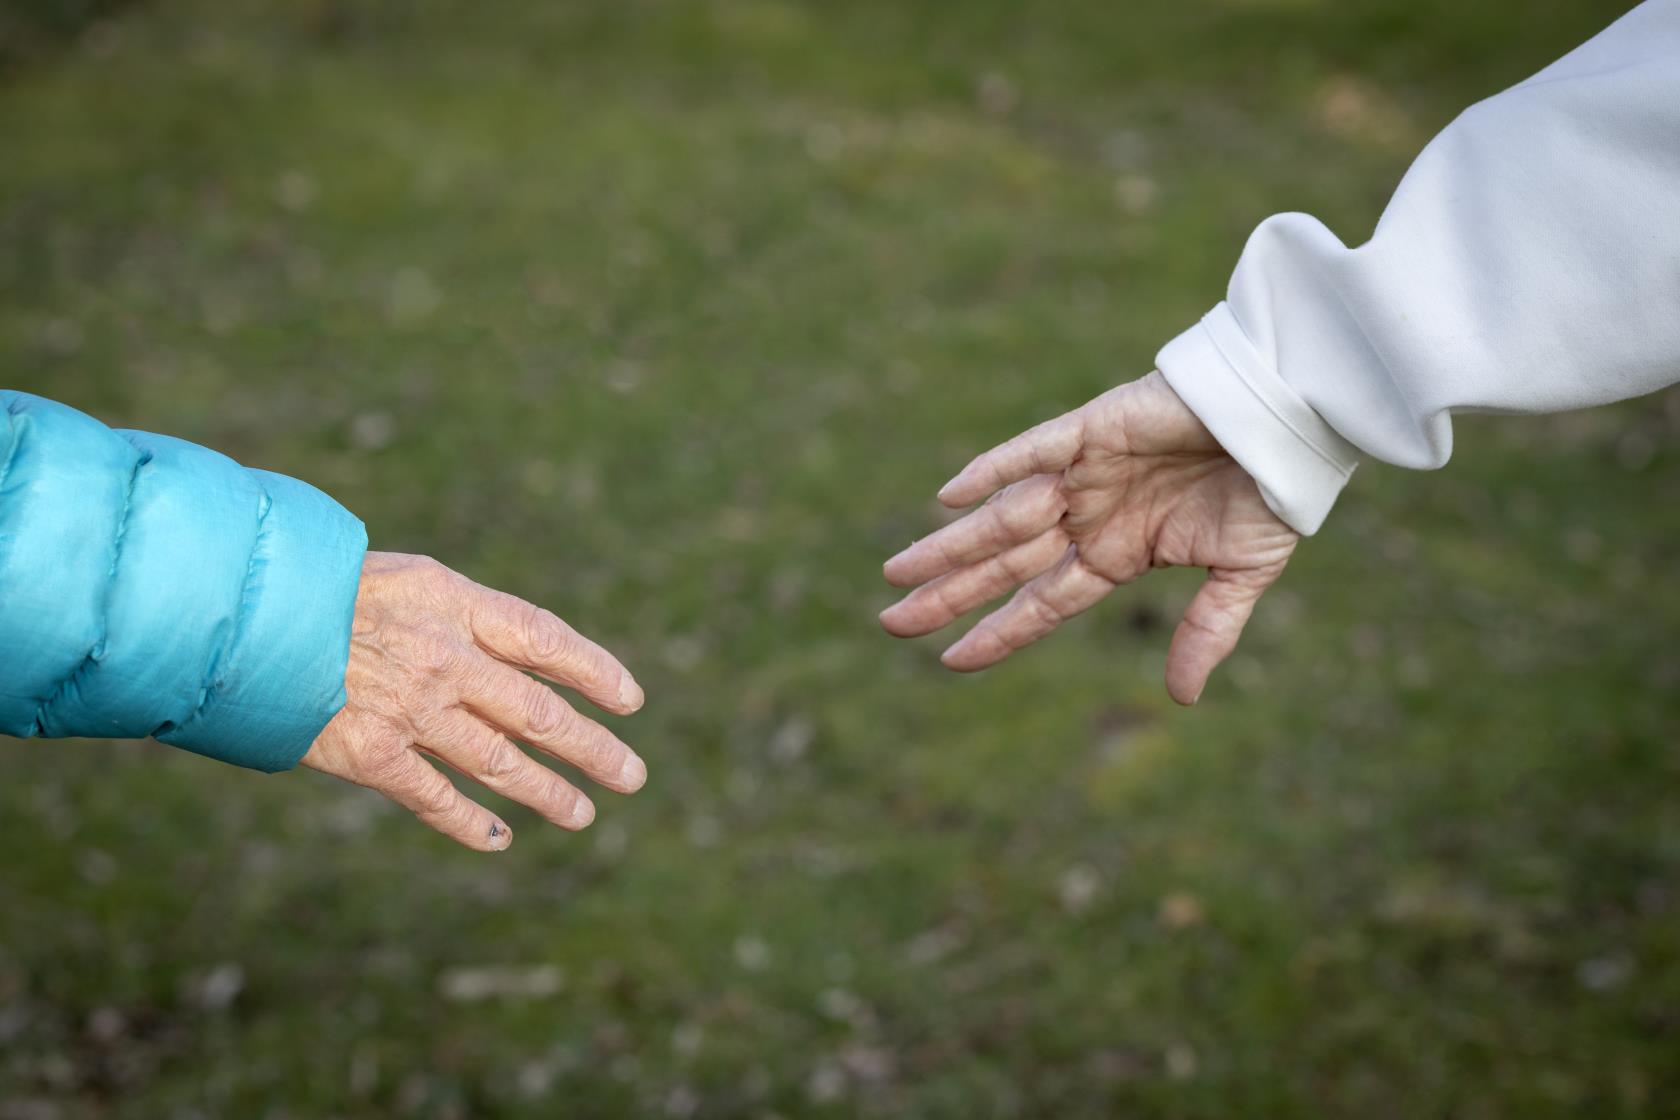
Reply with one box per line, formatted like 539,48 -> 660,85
881,373 -> 1297,704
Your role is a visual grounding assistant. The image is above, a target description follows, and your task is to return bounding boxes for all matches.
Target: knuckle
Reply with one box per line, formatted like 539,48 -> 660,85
413,555 -> 457,591
532,770 -> 573,812
930,580 -> 962,618
988,502 -> 1021,537
408,633 -> 461,679
1030,480 -> 1065,519
996,549 -> 1031,583
551,782 -> 589,824
521,686 -> 569,741
414,776 -> 460,820
354,735 -> 413,787
1027,596 -> 1061,630
575,729 -> 622,775
935,533 -> 965,568
1183,611 -> 1222,640
998,497 -> 1046,537
969,625 -> 1007,658
405,692 -> 452,736
522,604 -> 570,662
478,738 -> 526,784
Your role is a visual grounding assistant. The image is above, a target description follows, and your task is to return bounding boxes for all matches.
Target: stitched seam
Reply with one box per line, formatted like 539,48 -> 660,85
1203,318 -> 1357,479
30,447 -> 153,734
169,479 -> 274,734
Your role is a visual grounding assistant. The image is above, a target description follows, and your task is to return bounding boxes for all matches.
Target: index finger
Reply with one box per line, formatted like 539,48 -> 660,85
936,409 -> 1086,508
883,473 -> 1066,588
466,586 -> 643,715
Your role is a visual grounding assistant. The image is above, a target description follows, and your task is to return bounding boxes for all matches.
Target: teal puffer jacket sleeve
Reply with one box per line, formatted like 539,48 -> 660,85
0,391 -> 368,772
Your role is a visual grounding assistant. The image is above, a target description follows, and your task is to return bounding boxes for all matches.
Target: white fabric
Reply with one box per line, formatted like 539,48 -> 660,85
1157,0 -> 1680,535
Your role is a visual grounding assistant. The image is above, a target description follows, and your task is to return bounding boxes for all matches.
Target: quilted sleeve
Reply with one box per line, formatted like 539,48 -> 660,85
0,391 -> 368,772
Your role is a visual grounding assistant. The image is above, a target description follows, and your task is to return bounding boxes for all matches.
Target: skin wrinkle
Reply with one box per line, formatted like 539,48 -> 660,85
882,528 -> 1070,639
301,551 -> 644,851
884,372 -> 1300,705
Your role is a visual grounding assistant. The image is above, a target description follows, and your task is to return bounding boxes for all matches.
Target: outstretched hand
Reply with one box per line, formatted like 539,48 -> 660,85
881,372 -> 1298,705
302,552 -> 646,851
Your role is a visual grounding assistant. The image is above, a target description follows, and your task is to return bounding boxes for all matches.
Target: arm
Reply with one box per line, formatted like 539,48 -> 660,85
882,1 -> 1679,698
1,393 -> 647,850
0,391 -> 366,771
1158,0 -> 1680,534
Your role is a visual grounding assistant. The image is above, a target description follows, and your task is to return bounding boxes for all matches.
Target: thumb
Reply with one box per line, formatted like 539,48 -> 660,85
1165,567 -> 1280,706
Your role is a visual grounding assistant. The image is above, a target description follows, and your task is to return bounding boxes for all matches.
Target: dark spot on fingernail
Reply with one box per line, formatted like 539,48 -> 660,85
489,822 -> 503,838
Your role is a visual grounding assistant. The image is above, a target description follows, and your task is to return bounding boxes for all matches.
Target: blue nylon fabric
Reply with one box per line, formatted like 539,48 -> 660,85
0,391 -> 368,772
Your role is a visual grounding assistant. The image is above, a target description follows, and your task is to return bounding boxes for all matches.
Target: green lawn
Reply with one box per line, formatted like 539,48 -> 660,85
2,0 -> 1678,1116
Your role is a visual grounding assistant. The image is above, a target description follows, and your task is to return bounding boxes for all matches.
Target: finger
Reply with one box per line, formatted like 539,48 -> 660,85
421,710 -> 597,831
880,527 -> 1069,638
459,654 -> 646,794
1164,568 -> 1276,706
941,547 -> 1115,671
937,409 -> 1086,508
884,473 -> 1066,588
358,743 -> 514,852
466,587 -> 643,715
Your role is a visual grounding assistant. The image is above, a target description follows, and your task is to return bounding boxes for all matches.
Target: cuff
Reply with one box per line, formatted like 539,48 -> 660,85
156,469 -> 367,773
1155,302 -> 1359,535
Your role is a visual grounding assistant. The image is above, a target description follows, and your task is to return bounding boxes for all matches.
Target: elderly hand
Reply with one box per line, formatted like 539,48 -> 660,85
301,552 -> 645,851
881,372 -> 1299,705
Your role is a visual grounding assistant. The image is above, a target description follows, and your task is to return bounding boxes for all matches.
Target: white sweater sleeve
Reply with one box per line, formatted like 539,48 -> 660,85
1156,0 -> 1680,535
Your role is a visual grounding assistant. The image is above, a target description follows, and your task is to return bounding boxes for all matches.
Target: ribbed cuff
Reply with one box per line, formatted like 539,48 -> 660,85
1156,302 -> 1359,535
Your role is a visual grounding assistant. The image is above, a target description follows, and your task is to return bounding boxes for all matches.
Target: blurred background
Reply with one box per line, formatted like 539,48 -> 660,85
2,0 -> 1678,1116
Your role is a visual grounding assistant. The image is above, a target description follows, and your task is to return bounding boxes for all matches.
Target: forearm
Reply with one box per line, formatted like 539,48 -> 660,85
0,392 -> 367,771
1158,0 -> 1680,534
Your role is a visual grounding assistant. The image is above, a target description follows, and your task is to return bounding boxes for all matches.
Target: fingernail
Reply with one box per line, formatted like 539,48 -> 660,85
618,752 -> 647,792
568,797 -> 596,829
617,673 -> 645,713
488,820 -> 513,851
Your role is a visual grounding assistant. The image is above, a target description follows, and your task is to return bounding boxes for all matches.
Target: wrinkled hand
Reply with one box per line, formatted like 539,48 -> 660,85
302,552 -> 646,851
881,372 -> 1298,705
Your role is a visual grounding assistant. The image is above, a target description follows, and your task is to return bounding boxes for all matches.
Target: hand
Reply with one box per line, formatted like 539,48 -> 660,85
881,372 -> 1298,705
301,552 -> 646,851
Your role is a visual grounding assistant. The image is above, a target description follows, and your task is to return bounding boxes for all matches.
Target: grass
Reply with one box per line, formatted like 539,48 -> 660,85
1,0 -> 1677,1116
